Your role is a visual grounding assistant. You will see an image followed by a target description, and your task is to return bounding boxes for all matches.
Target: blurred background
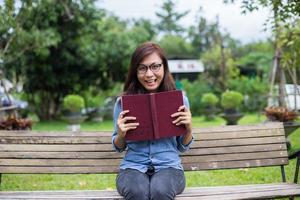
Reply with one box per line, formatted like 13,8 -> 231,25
0,0 -> 299,127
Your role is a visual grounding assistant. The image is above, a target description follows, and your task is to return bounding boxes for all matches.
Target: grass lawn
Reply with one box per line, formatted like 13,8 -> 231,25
1,113 -> 300,192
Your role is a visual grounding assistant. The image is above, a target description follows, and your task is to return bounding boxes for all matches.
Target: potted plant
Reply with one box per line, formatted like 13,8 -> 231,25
220,90 -> 244,125
264,106 -> 299,136
201,93 -> 219,121
62,94 -> 87,131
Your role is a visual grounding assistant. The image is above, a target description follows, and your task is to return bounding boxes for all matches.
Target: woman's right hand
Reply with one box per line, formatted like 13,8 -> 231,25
117,110 -> 139,138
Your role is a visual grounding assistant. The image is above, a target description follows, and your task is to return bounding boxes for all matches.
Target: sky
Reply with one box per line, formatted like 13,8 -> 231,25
96,0 -> 272,44
0,0 -> 272,44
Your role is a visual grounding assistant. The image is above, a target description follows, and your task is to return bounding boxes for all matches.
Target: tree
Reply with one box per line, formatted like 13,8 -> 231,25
159,35 -> 194,58
187,7 -> 221,56
132,18 -> 157,41
155,0 -> 189,35
1,0 -> 151,120
225,0 -> 300,107
201,44 -> 239,91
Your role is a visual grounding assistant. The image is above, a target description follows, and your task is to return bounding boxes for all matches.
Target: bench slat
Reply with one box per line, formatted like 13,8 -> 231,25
0,122 -> 283,136
0,166 -> 120,173
0,136 -> 286,152
0,150 -> 287,166
185,143 -> 286,155
0,129 -> 284,144
0,143 -> 286,159
0,183 -> 299,199
184,158 -> 288,170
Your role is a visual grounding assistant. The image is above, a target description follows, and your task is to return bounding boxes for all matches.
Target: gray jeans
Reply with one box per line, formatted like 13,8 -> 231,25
116,168 -> 185,200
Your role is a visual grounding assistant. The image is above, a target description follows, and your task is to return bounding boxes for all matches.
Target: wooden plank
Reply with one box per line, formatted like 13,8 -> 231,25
181,151 -> 288,163
191,136 -> 286,148
0,151 -> 124,159
0,166 -> 120,173
0,144 -> 286,159
0,144 -> 285,159
0,137 -> 112,144
0,136 -> 286,148
193,129 -> 284,140
177,189 -> 300,200
0,144 -> 114,152
183,158 -> 289,170
0,183 -> 299,199
0,190 -> 121,197
192,122 -> 283,134
178,184 -> 300,197
0,151 -> 287,167
0,123 -> 283,136
0,158 -> 123,166
181,183 -> 300,193
183,144 -> 287,156
0,131 -> 113,137
0,158 -> 288,173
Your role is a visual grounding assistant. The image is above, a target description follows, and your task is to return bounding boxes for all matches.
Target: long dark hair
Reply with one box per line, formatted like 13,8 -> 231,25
124,42 -> 176,94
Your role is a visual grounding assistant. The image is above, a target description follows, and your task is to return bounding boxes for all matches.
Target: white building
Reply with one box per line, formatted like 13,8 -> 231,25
168,59 -> 204,81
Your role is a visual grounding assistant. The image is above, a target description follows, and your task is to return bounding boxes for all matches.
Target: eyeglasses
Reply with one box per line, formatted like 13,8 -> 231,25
137,63 -> 163,75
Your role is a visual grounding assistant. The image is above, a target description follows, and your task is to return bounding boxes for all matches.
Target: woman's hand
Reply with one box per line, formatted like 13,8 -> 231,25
117,110 -> 139,138
171,105 -> 192,134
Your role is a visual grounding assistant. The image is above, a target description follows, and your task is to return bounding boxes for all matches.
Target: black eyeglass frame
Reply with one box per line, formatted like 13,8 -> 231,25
137,63 -> 163,75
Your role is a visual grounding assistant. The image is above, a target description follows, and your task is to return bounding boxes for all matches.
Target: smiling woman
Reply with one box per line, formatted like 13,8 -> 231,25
111,42 -> 193,200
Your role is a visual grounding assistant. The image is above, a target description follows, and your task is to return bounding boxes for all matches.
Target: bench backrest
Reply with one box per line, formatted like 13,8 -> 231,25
0,122 -> 287,174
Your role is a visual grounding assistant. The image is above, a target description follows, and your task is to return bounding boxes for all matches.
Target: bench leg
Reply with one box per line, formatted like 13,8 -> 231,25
281,165 -> 286,182
294,157 -> 300,184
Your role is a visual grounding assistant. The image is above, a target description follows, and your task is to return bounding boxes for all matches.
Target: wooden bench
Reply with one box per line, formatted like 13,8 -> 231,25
0,122 -> 299,199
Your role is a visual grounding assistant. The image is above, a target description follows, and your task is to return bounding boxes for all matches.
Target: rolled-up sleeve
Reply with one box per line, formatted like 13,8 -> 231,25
177,95 -> 193,152
112,97 -> 126,152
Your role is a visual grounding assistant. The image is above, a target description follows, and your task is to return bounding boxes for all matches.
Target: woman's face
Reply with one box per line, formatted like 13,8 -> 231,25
137,52 -> 164,92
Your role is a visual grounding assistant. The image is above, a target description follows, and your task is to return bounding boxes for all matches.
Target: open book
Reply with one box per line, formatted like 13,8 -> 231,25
121,90 -> 187,141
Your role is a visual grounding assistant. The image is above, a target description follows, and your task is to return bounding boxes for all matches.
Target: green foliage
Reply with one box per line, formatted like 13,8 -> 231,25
83,83 -> 123,108
279,20 -> 300,74
159,35 -> 194,58
201,45 -> 240,89
1,1 -> 151,120
234,41 -> 273,78
221,90 -> 244,110
63,94 -> 85,113
201,93 -> 219,107
228,76 -> 268,111
155,0 -> 189,35
181,77 -> 215,115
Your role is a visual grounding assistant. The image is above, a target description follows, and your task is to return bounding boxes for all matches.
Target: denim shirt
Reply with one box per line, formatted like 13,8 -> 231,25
112,94 -> 193,173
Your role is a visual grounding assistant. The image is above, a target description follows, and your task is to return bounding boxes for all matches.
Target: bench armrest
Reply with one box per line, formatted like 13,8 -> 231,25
289,149 -> 300,184
289,149 -> 300,160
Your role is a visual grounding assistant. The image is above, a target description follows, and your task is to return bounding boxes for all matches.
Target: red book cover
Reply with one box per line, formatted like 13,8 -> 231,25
121,90 -> 187,141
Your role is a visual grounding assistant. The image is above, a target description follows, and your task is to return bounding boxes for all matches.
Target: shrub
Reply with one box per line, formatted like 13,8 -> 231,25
227,76 -> 268,112
201,93 -> 219,107
181,76 -> 216,116
63,94 -> 85,113
221,91 -> 244,110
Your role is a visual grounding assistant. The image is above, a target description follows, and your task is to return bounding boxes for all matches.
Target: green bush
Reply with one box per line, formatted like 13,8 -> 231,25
63,94 -> 85,113
181,77 -> 214,116
201,93 -> 219,107
227,76 -> 268,112
221,91 -> 244,110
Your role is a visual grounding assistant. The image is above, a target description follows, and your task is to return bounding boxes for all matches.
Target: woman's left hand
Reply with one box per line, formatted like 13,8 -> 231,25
171,105 -> 192,133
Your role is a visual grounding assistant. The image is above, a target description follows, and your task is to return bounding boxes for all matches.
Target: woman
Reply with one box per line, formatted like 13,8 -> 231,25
112,42 -> 193,200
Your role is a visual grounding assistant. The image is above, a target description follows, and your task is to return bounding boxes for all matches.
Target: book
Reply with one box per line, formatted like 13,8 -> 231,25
121,90 -> 187,141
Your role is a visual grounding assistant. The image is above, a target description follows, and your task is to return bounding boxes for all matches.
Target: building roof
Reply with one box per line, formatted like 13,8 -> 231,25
168,59 -> 204,73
